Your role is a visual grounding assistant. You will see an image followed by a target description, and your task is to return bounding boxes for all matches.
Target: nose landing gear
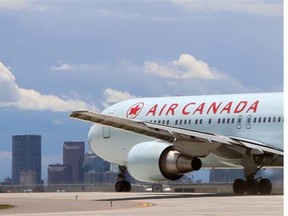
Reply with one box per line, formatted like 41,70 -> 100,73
115,166 -> 131,192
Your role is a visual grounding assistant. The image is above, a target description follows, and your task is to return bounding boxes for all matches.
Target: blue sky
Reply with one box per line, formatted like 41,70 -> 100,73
0,0 -> 283,181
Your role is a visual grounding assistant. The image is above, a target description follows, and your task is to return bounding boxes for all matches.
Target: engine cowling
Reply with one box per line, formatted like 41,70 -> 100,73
127,141 -> 202,182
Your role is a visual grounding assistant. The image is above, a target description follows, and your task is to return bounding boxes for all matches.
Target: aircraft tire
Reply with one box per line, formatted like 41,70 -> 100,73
233,178 -> 246,195
115,181 -> 124,192
115,180 -> 131,192
259,178 -> 272,195
246,179 -> 259,195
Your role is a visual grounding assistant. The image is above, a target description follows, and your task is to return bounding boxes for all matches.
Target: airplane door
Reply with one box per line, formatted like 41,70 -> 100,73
102,112 -> 113,138
103,126 -> 110,138
246,115 -> 252,129
236,115 -> 242,129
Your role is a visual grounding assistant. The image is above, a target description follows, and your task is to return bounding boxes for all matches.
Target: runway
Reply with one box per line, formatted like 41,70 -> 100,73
0,192 -> 283,215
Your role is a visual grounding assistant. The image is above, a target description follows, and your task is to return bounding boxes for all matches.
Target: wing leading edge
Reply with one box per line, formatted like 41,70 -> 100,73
69,110 -> 283,157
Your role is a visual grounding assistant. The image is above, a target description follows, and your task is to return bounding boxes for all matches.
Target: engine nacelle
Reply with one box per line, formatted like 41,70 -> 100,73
127,141 -> 202,182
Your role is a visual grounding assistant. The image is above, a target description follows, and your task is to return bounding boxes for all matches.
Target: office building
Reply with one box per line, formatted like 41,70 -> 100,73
12,135 -> 42,185
63,141 -> 84,184
83,152 -> 110,184
47,164 -> 72,185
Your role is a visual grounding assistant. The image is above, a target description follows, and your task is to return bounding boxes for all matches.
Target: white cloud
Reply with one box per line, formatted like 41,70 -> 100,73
0,0 -> 29,10
50,62 -> 110,73
0,62 -> 97,111
170,0 -> 283,17
50,63 -> 73,71
144,54 -> 225,80
102,88 -> 137,107
0,151 -> 11,160
0,0 -> 48,11
94,9 -> 140,19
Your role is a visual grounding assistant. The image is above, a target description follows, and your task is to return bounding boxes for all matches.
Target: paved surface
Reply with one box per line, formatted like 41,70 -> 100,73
0,192 -> 283,215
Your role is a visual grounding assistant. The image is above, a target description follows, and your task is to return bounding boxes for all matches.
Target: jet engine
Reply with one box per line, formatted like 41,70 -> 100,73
127,141 -> 202,182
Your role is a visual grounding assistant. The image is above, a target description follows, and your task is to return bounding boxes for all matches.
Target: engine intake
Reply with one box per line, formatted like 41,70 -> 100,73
127,141 -> 202,182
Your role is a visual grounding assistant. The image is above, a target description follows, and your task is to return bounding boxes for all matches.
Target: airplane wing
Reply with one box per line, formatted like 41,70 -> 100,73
70,111 -> 283,157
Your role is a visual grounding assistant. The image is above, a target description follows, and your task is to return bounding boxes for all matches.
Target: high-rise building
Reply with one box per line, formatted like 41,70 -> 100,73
83,152 -> 110,184
12,135 -> 42,185
47,164 -> 72,185
63,141 -> 84,184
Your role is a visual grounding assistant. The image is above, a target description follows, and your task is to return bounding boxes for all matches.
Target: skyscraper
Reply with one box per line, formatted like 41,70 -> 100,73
12,135 -> 42,185
63,141 -> 84,184
47,164 -> 72,185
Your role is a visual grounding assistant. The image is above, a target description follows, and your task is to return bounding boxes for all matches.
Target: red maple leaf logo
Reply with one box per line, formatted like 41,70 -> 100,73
126,102 -> 144,119
129,105 -> 141,115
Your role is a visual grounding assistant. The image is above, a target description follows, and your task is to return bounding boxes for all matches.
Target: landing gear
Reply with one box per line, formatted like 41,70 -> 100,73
233,177 -> 272,195
232,154 -> 273,195
232,153 -> 275,195
115,166 -> 131,192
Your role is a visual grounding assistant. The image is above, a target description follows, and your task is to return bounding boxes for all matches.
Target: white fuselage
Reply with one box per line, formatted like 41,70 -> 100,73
88,92 -> 283,168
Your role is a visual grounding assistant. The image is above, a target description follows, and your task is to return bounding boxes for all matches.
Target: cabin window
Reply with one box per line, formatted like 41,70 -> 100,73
208,119 -> 212,124
200,119 -> 203,124
237,118 -> 241,124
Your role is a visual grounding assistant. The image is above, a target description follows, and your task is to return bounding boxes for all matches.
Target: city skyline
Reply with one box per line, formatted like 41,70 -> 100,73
1,133 -> 211,184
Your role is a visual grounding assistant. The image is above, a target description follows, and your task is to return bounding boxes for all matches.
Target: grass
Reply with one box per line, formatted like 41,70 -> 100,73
0,204 -> 14,210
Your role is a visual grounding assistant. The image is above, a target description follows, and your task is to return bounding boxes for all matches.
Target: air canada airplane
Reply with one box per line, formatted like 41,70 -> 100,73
70,92 -> 283,195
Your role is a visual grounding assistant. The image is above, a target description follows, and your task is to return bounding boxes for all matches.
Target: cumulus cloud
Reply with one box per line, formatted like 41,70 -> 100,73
49,54 -> 251,99
102,88 -> 137,108
144,54 -> 225,80
170,0 -> 283,17
0,62 -> 96,111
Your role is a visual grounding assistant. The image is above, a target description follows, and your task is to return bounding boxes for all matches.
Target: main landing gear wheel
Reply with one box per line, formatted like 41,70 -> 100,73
259,178 -> 272,195
115,180 -> 131,192
233,178 -> 272,195
233,179 -> 246,195
115,166 -> 131,192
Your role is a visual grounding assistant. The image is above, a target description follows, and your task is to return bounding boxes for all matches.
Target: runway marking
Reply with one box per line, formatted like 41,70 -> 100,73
141,202 -> 154,208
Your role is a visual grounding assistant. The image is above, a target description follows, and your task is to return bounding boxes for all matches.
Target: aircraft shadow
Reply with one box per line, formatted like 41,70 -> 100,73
94,193 -> 241,202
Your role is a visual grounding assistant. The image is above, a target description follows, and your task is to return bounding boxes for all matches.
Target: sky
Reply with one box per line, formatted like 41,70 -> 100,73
0,0 -> 284,182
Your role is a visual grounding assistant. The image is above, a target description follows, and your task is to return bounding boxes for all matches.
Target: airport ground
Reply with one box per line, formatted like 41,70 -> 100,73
0,191 -> 284,216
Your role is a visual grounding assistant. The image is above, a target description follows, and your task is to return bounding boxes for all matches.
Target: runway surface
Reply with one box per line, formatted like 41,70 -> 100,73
0,192 -> 283,215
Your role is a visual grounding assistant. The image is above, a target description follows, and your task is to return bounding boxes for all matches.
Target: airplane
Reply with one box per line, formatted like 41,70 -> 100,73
70,92 -> 283,195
